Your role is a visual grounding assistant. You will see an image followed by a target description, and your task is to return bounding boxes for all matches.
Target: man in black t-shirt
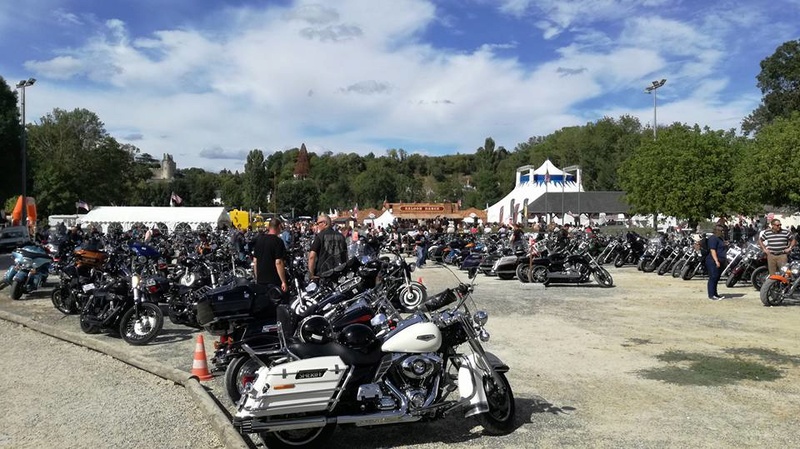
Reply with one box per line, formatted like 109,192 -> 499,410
309,214 -> 348,278
252,218 -> 288,292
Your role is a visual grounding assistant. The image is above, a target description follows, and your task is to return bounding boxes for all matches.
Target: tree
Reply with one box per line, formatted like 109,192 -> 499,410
276,178 -> 320,216
743,39 -> 800,135
26,108 -> 138,216
739,112 -> 800,208
0,77 -> 22,205
242,149 -> 269,211
619,123 -> 745,224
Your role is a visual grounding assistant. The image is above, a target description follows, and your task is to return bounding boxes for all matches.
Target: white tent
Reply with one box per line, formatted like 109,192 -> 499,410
372,210 -> 396,228
78,207 -> 231,234
487,159 -> 582,224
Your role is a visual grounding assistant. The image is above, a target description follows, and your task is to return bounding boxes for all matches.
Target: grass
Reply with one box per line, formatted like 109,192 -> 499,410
639,349 -> 784,386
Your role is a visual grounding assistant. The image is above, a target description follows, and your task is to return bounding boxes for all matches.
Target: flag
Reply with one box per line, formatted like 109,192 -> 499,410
75,200 -> 91,211
457,199 -> 462,209
170,192 -> 183,206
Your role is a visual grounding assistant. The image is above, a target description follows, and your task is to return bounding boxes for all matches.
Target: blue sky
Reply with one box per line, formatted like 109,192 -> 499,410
2,0 -> 798,172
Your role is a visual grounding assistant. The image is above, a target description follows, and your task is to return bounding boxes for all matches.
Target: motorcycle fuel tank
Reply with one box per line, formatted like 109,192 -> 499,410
381,320 -> 442,353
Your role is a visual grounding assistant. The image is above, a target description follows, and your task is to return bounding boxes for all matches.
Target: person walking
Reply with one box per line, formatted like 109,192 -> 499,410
251,218 -> 288,293
759,218 -> 795,276
706,225 -> 729,300
308,214 -> 348,279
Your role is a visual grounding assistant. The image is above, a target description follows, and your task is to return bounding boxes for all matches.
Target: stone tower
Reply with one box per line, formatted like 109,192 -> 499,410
293,144 -> 310,179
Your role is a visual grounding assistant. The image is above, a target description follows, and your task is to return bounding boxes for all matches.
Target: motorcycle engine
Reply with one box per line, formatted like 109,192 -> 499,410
396,353 -> 442,409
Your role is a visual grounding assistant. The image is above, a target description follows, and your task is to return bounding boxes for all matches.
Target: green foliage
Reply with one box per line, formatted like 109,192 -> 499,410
619,123 -> 745,222
242,149 -> 269,211
743,39 -> 800,135
276,178 -> 320,216
0,77 -> 22,204
739,112 -> 800,208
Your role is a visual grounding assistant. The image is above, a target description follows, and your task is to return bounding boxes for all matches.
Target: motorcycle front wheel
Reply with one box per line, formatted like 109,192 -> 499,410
725,270 -> 743,289
671,260 -> 685,278
477,372 -> 516,435
51,288 -> 76,314
751,266 -> 768,291
760,279 -> 786,306
10,280 -> 24,300
119,302 -> 164,345
592,268 -> 614,288
680,263 -> 695,281
260,424 -> 336,449
398,282 -> 427,311
515,264 -> 530,283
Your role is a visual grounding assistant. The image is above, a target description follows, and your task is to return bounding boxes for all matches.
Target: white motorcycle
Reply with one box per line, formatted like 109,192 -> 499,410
232,268 -> 515,448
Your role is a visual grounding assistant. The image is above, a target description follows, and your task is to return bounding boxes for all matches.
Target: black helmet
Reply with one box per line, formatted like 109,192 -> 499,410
298,315 -> 332,344
337,324 -> 376,350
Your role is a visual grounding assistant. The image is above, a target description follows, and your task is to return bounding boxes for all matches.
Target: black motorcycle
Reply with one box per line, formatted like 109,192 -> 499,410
530,242 -> 614,287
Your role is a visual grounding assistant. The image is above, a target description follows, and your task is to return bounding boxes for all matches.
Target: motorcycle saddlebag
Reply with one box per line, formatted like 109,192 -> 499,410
74,249 -> 108,269
196,282 -> 278,334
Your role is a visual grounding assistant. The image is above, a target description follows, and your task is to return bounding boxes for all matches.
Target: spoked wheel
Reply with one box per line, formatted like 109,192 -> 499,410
398,282 -> 427,311
516,264 -> 530,283
225,356 -> 262,404
119,302 -> 164,345
592,268 -> 614,287
51,288 -> 76,314
751,266 -> 768,291
528,266 -> 548,283
477,372 -> 516,435
760,279 -> 786,306
260,424 -> 336,449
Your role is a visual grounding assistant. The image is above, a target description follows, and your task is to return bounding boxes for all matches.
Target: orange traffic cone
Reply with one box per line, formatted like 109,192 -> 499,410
417,277 -> 424,284
191,334 -> 213,381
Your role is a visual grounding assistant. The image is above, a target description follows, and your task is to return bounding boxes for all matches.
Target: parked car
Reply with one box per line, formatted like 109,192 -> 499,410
0,226 -> 31,252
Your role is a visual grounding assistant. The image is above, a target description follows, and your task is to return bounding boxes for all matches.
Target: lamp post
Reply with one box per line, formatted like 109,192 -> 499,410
644,79 -> 666,139
645,79 -> 666,230
15,78 -> 36,230
563,165 -> 580,226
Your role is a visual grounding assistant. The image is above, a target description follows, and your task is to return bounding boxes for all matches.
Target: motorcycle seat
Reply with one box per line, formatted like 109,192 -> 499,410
287,341 -> 383,366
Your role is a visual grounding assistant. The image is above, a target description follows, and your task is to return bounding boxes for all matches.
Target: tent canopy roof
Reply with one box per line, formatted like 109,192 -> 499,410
79,207 -> 230,225
525,192 -> 630,215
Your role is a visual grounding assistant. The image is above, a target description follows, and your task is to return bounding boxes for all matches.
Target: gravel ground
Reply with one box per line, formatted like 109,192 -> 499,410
0,319 -> 222,449
2,259 -> 800,448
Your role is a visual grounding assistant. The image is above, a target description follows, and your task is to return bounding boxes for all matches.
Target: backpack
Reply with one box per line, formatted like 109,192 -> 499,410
699,235 -> 710,258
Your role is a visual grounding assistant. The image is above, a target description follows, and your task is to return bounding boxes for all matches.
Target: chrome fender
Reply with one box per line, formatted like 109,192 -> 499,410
458,351 -> 510,418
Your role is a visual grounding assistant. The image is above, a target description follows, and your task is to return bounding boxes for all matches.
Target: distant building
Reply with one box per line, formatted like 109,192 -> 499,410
151,153 -> 176,181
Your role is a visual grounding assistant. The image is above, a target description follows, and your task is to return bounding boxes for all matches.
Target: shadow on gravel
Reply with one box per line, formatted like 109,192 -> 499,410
149,327 -> 197,345
321,396 -> 574,448
544,284 -> 615,289
638,348 -> 791,386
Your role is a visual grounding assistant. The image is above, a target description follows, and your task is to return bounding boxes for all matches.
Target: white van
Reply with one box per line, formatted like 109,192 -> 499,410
0,226 -> 31,251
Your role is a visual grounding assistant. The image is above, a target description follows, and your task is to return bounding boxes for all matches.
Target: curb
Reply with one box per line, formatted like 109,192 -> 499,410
0,309 -> 250,449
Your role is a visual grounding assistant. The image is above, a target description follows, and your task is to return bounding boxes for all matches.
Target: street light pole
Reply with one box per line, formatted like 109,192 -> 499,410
15,78 -> 36,230
645,79 -> 666,230
644,79 -> 666,140
563,165 -> 580,226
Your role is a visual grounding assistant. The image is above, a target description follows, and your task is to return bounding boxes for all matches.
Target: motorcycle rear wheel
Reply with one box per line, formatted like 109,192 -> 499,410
760,279 -> 786,306
79,314 -> 101,334
225,356 -> 261,404
260,424 -> 336,449
477,372 -> 516,435
593,268 -> 614,288
119,302 -> 164,346
10,280 -> 24,300
51,288 -> 76,314
515,264 -> 530,283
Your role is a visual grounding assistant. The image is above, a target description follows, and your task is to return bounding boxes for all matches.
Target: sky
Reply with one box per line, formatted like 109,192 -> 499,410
2,0 -> 798,172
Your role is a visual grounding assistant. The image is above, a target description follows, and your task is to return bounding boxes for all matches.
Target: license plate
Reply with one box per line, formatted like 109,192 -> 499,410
82,283 -> 95,292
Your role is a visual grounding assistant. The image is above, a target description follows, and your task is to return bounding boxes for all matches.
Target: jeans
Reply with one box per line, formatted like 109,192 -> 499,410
416,245 -> 426,266
706,257 -> 721,298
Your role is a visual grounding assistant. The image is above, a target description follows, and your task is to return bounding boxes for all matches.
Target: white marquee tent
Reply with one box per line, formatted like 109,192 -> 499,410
78,207 -> 231,234
487,160 -> 583,224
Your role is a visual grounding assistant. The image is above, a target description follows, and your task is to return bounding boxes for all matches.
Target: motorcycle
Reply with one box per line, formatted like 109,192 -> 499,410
0,244 -> 53,300
232,267 -> 515,449
725,243 -> 765,288
380,251 -> 427,312
79,254 -> 164,345
759,259 -> 800,306
531,241 -> 614,287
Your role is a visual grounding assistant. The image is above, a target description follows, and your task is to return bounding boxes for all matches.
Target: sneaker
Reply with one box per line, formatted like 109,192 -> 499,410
709,295 -> 723,301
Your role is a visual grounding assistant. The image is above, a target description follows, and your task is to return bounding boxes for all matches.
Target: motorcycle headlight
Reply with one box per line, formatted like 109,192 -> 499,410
408,262 -> 416,272
780,264 -> 789,273
792,268 -> 799,276
473,310 -> 488,326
